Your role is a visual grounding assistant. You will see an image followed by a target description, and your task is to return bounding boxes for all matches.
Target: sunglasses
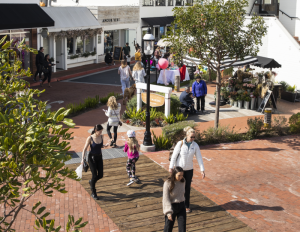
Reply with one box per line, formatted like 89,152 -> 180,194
190,136 -> 195,139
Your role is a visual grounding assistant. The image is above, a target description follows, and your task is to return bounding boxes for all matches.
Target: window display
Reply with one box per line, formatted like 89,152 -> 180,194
67,38 -> 74,54
85,36 -> 94,52
104,30 -> 119,54
76,37 -> 83,54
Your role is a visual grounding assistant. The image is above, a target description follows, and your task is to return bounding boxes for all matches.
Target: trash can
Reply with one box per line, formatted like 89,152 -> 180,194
264,108 -> 272,128
174,75 -> 180,92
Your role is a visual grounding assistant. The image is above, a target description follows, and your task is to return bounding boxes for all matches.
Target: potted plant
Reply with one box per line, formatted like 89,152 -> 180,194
280,81 -> 297,102
250,90 -> 259,110
229,91 -> 237,106
236,95 -> 243,109
244,95 -> 251,110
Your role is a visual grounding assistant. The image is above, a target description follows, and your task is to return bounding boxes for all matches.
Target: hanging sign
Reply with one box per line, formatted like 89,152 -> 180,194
141,92 -> 165,107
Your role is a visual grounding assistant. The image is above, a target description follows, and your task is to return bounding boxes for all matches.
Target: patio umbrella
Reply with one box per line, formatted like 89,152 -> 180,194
253,56 -> 281,69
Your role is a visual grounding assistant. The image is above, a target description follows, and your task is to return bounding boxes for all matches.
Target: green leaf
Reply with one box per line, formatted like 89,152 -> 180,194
54,226 -> 62,232
74,221 -> 88,229
37,206 -> 46,215
48,219 -> 54,231
74,217 -> 83,226
41,212 -> 50,219
35,219 -> 40,228
1,41 -> 10,49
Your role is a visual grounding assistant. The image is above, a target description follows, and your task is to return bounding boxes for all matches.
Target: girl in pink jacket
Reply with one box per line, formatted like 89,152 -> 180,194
124,130 -> 140,186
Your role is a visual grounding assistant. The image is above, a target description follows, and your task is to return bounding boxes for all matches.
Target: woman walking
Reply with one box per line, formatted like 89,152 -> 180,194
169,126 -> 205,213
163,166 -> 186,232
132,61 -> 146,84
104,96 -> 121,148
81,124 -> 108,200
40,54 -> 54,87
118,59 -> 132,95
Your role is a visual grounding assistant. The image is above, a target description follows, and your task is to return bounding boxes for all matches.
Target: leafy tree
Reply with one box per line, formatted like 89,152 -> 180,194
165,0 -> 267,128
0,36 -> 87,231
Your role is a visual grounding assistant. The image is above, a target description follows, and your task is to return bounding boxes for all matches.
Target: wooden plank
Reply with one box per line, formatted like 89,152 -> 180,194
67,156 -> 254,232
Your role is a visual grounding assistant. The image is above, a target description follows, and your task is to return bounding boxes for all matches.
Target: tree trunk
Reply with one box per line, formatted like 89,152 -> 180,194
214,68 -> 221,129
209,68 -> 212,83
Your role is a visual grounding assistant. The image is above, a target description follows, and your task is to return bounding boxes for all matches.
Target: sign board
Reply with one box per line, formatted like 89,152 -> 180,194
113,46 -> 122,61
141,92 -> 165,107
257,90 -> 277,113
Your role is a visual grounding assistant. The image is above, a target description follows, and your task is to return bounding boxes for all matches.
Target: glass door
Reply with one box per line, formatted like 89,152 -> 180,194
259,0 -> 279,15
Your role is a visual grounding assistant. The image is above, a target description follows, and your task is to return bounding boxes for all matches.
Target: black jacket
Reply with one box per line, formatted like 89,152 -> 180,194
105,54 -> 112,63
35,51 -> 44,66
44,59 -> 53,72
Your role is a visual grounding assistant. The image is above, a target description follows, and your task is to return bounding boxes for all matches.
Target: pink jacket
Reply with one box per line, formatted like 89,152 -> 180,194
124,142 -> 139,159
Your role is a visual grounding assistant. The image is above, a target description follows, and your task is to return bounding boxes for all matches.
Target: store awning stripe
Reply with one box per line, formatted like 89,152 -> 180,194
0,4 -> 54,30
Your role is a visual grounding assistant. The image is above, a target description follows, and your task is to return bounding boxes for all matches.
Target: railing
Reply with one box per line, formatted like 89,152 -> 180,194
279,9 -> 300,20
248,0 -> 257,16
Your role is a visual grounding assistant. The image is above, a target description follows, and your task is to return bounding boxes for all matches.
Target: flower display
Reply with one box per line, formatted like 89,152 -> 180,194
49,28 -> 103,39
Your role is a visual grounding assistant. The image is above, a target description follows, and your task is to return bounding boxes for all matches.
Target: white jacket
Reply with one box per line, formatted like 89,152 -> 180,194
105,103 -> 121,127
169,140 -> 205,171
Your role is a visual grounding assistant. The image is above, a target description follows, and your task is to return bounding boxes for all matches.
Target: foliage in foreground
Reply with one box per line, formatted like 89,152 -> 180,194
152,131 -> 172,150
0,36 -> 87,231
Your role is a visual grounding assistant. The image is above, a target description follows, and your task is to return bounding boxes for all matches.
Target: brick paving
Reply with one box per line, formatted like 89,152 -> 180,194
144,135 -> 300,232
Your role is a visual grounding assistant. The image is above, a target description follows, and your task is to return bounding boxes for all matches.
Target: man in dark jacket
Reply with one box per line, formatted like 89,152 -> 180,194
192,75 -> 207,113
179,87 -> 196,114
34,47 -> 44,82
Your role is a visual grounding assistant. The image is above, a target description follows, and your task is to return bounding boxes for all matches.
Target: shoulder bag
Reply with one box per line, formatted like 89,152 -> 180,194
172,140 -> 184,167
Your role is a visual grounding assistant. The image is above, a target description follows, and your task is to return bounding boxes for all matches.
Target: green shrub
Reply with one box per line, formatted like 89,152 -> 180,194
272,116 -> 289,135
84,95 -> 99,109
247,117 -> 264,139
202,69 -> 217,82
99,92 -> 120,105
152,131 -> 172,150
162,120 -> 195,143
126,95 -> 138,110
279,81 -> 288,92
289,113 -> 300,134
199,125 -> 243,145
165,114 -> 176,124
176,112 -> 188,122
286,85 -> 296,93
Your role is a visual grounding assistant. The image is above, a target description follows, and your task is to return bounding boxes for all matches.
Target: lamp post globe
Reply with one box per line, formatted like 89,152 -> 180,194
142,28 -> 155,147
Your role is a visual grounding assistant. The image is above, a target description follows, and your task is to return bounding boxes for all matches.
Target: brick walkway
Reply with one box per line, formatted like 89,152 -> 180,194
144,135 -> 300,232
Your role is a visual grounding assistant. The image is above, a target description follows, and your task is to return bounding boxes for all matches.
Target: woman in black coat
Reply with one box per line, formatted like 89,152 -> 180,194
105,53 -> 112,65
40,54 -> 54,87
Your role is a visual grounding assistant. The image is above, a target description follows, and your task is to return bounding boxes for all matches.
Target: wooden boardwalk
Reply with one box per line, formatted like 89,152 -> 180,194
67,156 -> 254,232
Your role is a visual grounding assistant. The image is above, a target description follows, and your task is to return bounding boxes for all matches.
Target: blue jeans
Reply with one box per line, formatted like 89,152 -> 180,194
121,79 -> 130,94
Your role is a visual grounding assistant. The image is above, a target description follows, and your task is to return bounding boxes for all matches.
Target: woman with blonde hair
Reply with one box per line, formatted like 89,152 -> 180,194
132,61 -> 146,84
169,126 -> 205,213
118,59 -> 132,95
104,96 -> 121,147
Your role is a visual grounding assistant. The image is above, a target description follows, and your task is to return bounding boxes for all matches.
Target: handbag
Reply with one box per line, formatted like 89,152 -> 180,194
113,109 -> 122,126
83,159 -> 89,172
173,140 -> 184,168
42,67 -> 49,74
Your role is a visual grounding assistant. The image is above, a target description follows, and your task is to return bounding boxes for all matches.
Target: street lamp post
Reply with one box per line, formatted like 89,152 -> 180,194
142,28 -> 155,147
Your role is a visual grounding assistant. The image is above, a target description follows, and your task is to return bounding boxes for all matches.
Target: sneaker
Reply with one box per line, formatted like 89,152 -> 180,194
133,177 -> 140,183
112,143 -> 117,148
91,193 -> 99,200
127,179 -> 135,186
110,140 -> 114,146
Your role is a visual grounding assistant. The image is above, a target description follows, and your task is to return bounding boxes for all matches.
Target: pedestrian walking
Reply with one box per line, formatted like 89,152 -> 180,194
169,126 -> 205,213
192,75 -> 207,113
104,96 -> 121,148
132,61 -> 146,84
81,124 -> 108,200
163,166 -> 186,232
124,130 -> 140,186
135,48 -> 141,63
118,59 -> 132,95
105,52 -> 113,65
40,54 -> 54,88
33,47 -> 44,82
123,42 -> 131,57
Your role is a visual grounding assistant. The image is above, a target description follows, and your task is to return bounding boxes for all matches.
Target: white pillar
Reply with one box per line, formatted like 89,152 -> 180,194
137,88 -> 142,111
53,36 -> 56,73
95,34 -> 98,63
64,37 -> 67,70
165,92 -> 171,117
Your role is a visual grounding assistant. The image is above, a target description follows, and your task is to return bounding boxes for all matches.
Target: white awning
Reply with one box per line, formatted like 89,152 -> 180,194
42,7 -> 100,32
184,55 -> 258,69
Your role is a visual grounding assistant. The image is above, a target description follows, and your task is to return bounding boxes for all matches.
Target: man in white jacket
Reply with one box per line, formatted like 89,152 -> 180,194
169,127 -> 205,213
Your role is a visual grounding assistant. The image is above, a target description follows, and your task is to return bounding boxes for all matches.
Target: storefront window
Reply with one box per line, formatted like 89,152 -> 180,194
168,0 -> 173,6
186,0 -> 193,6
85,37 -> 94,52
0,30 -> 31,70
104,31 -> 119,54
156,0 -> 166,6
67,38 -> 74,55
160,27 -> 165,36
175,0 -> 183,6
76,37 -> 83,54
143,0 -> 153,6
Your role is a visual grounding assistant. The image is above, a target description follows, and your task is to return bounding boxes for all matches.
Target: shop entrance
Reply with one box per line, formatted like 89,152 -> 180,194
56,38 -> 65,69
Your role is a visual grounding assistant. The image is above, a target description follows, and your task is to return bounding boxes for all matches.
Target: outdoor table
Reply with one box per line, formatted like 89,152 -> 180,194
157,69 -> 190,85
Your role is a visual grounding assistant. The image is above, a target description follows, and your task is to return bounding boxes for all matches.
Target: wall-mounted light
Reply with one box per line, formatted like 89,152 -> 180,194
41,28 -> 49,38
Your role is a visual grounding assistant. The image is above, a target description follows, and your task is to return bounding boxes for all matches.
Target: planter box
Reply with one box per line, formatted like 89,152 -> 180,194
233,101 -> 238,107
238,100 -> 243,109
244,101 -> 250,110
281,91 -> 297,102
67,55 -> 96,65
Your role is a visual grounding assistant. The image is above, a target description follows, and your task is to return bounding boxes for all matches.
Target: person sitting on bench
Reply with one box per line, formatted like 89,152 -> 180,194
179,87 -> 196,114
105,53 -> 113,66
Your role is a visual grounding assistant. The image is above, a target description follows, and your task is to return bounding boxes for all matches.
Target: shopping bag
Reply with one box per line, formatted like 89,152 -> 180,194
75,164 -> 83,179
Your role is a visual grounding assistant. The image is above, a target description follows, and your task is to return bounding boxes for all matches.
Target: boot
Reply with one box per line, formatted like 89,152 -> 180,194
91,189 -> 99,200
